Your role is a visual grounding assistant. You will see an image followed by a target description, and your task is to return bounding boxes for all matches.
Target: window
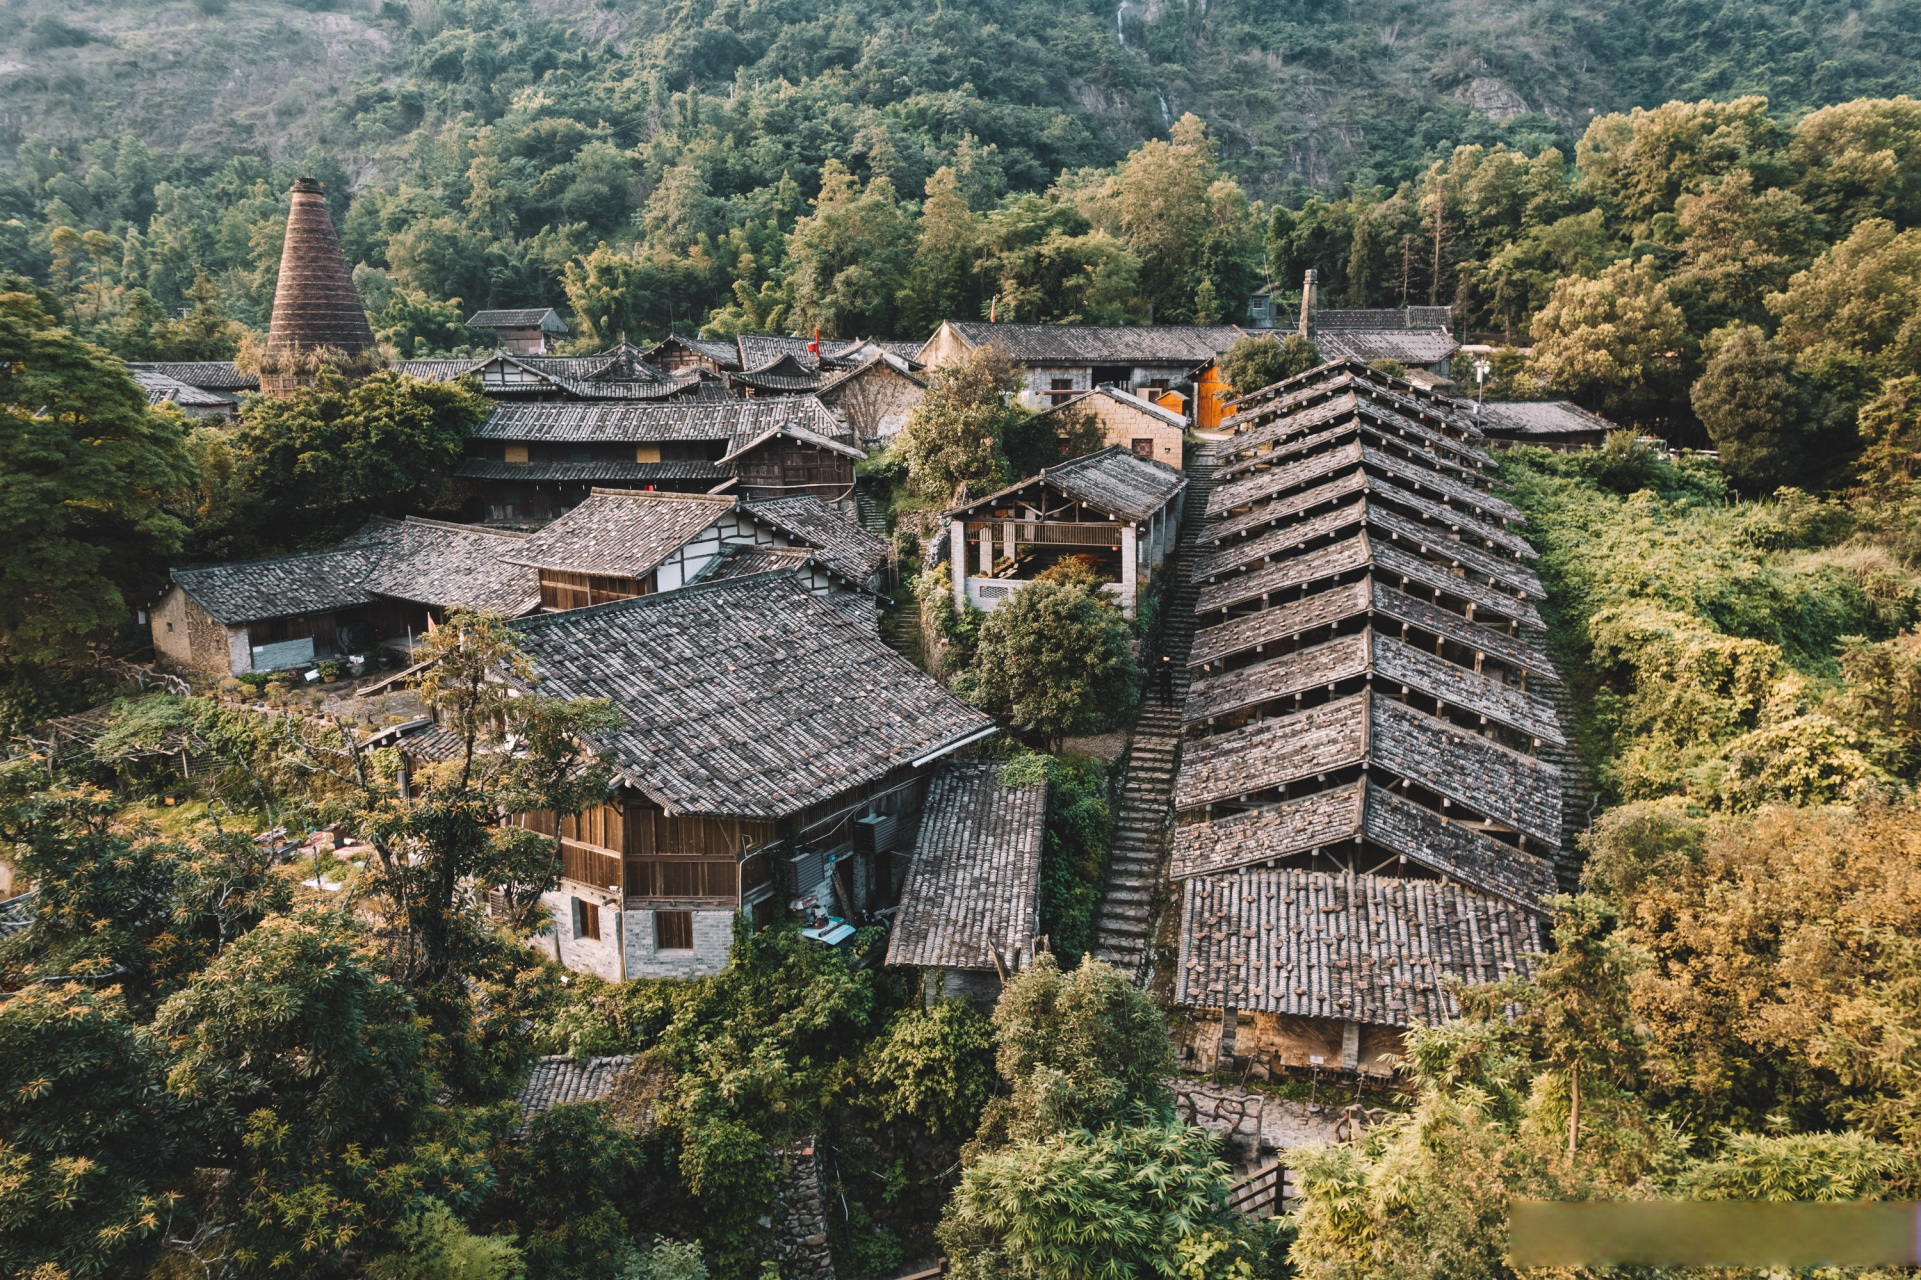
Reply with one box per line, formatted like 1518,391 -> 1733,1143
571,896 -> 601,941
1131,438 -> 1156,458
1048,377 -> 1075,407
655,910 -> 694,951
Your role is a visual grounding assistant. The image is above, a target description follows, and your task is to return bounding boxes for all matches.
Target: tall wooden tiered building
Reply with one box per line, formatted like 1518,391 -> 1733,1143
1170,359 -> 1567,1075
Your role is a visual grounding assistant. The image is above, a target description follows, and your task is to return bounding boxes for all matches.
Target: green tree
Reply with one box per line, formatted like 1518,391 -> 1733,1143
1576,96 -> 1787,224
966,582 -> 1141,750
376,289 -> 473,358
901,167 -> 982,333
0,769 -> 292,1008
363,1201 -> 524,1280
1854,374 -> 1921,498
1529,256 -> 1691,425
972,954 -> 1173,1151
284,609 -> 616,1097
1669,171 -> 1821,331
788,161 -> 914,338
0,984 -> 184,1280
154,910 -> 494,1279
0,288 -> 191,662
235,368 -> 487,542
1690,324 -> 1819,493
859,998 -> 998,1145
1002,403 -> 1105,479
1791,97 -> 1921,234
1768,217 -> 1921,391
898,344 -> 1023,500
487,1102 -> 652,1280
940,1120 -> 1233,1280
1219,333 -> 1321,396
167,269 -> 244,360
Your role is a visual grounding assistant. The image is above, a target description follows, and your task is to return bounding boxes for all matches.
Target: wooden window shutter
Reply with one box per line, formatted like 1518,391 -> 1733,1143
655,910 -> 693,950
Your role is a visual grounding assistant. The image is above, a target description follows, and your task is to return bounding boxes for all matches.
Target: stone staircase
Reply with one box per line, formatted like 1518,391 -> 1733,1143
881,600 -> 926,670
1091,452 -> 1217,981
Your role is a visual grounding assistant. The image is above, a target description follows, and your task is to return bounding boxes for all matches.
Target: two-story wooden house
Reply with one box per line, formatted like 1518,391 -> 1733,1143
455,398 -> 864,522
507,573 -> 996,979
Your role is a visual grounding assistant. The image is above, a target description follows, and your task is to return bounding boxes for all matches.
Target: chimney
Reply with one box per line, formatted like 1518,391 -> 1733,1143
263,177 -> 375,394
1298,268 -> 1318,338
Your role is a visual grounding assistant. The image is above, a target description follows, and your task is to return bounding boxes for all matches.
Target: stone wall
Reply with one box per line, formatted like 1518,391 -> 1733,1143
1172,1080 -> 1344,1177
772,1137 -> 838,1280
1072,394 -> 1185,470
538,887 -> 623,980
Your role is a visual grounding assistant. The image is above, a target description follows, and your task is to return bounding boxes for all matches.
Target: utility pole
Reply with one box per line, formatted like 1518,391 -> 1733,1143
1474,355 -> 1491,417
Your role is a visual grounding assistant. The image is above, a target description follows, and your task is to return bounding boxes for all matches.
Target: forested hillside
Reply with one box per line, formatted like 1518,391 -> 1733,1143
1,0 -> 1918,370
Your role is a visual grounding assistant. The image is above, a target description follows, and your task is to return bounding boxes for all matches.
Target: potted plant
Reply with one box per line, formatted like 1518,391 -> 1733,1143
318,659 -> 344,684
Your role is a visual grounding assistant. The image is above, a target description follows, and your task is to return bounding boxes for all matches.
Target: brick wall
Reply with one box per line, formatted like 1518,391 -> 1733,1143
623,905 -> 735,978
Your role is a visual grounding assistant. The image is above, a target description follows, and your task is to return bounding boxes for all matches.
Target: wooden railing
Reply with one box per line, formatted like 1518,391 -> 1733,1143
1224,1162 -> 1288,1218
965,521 -> 1122,547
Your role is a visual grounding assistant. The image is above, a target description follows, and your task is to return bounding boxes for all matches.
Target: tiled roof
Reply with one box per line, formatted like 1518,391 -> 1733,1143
1169,778 -> 1556,910
132,369 -> 234,408
1186,633 -> 1371,725
1194,533 -> 1372,615
1197,484 -> 1544,599
172,547 -> 380,624
0,892 -> 32,940
744,497 -> 889,587
644,334 -> 742,370
1312,329 -> 1459,366
954,445 -> 1187,523
1173,870 -> 1542,1027
454,458 -> 728,484
348,517 -> 540,616
1169,357 -> 1564,994
471,399 -> 842,448
815,351 -> 926,398
1372,580 -> 1556,677
1223,363 -> 1480,440
729,370 -> 823,393
717,422 -> 866,466
1312,306 -> 1453,332
1208,434 -> 1520,528
1216,394 -> 1488,479
887,760 -> 1047,972
170,518 -> 539,625
468,307 -> 565,330
509,575 -> 994,819
515,1055 -> 632,1134
931,321 -> 1247,364
1473,400 -> 1616,438
1186,576 -> 1553,678
502,490 -> 735,578
126,361 -> 258,391
697,543 -> 815,581
1175,691 -> 1562,845
737,333 -> 822,371
398,357 -> 490,381
1207,452 -> 1535,562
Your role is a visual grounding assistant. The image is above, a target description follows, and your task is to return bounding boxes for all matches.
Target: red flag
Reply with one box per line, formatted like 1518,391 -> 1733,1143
808,327 -> 820,357
990,295 -> 997,323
